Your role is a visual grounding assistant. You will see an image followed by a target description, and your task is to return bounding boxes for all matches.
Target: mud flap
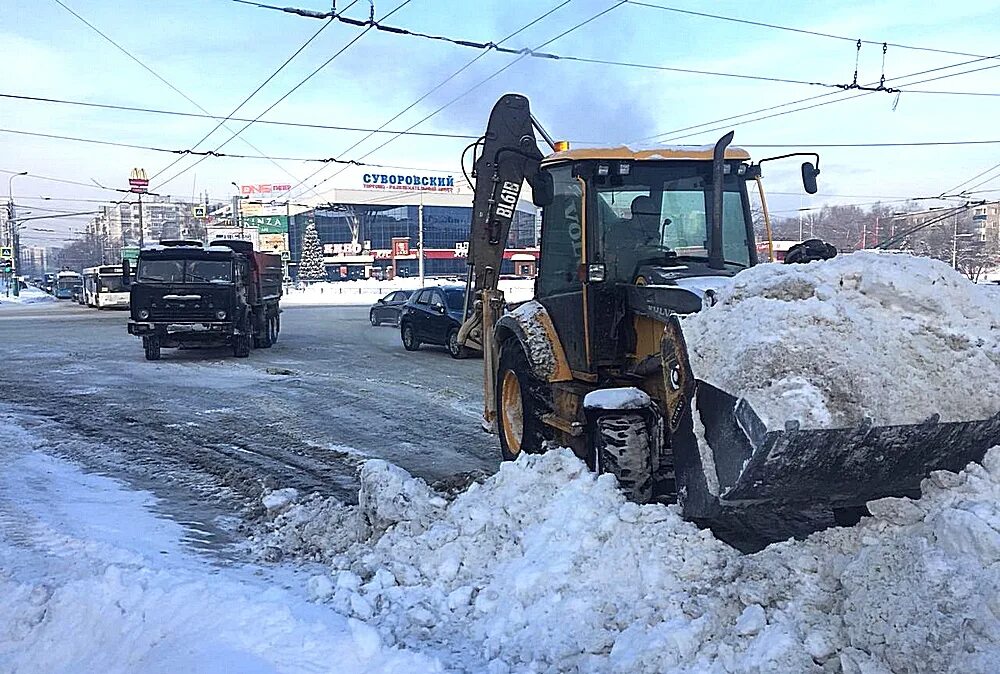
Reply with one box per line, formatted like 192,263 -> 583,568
660,314 -> 1000,518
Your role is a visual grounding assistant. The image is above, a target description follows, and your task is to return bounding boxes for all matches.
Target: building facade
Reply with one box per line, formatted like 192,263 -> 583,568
286,177 -> 538,280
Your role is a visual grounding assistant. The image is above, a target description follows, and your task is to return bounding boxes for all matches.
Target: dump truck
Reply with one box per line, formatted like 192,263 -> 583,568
126,239 -> 282,360
458,94 -> 999,522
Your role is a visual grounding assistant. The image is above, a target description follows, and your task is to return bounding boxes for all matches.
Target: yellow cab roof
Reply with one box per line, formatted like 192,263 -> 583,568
541,144 -> 751,164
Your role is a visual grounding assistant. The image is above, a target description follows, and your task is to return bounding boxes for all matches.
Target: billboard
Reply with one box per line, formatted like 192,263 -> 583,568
245,215 -> 288,234
259,233 -> 288,253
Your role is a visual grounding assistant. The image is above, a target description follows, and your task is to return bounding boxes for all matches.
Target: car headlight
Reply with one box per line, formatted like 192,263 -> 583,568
216,310 -> 227,320
138,309 -> 150,319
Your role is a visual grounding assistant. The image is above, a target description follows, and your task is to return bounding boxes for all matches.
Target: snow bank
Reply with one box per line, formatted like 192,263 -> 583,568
257,448 -> 1000,673
0,286 -> 54,306
282,278 -> 534,306
682,252 -> 1000,428
0,415 -> 440,673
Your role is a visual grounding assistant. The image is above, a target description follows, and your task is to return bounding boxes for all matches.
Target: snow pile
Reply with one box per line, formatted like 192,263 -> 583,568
258,447 -> 1000,673
682,252 -> 1000,428
0,286 -> 54,306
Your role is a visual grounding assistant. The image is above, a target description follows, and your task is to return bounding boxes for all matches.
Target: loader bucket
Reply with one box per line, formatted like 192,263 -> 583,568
694,382 -> 1000,506
659,314 -> 1000,518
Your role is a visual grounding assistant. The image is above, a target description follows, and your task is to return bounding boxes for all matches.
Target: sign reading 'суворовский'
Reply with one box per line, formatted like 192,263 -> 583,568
362,173 -> 457,192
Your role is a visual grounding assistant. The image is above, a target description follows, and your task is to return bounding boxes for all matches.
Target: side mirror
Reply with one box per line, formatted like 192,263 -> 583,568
377,298 -> 385,304
122,259 -> 132,286
801,162 -> 820,195
531,171 -> 554,207
434,303 -> 446,313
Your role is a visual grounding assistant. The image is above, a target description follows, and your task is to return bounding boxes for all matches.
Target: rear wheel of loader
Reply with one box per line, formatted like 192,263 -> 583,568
496,342 -> 549,461
593,413 -> 653,504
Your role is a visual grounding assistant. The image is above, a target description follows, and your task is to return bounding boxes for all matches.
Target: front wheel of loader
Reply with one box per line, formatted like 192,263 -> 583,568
496,342 -> 549,461
593,413 -> 653,504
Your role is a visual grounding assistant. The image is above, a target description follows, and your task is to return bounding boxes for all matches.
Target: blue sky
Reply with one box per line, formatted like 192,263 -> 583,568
3,0 -> 999,245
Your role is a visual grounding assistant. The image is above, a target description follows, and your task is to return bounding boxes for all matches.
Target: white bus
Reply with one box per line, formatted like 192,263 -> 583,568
82,265 -> 129,309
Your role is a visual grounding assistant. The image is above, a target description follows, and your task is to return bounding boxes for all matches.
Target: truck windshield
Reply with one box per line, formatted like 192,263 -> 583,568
138,259 -> 232,283
594,163 -> 751,283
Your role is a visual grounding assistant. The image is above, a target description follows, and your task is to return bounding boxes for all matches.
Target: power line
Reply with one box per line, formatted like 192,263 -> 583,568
230,0 -> 996,97
655,58 -> 1000,143
640,52 -> 1000,142
149,2 -> 357,184
742,139 -> 1000,148
284,0 -> 575,199
51,0 -> 313,195
623,1 -> 999,60
0,93 -> 482,138
942,160 -> 1000,196
0,127 -> 370,163
152,0 -> 414,192
299,1 -> 628,199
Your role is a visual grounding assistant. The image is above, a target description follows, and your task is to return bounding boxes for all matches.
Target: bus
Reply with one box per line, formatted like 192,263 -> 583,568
82,265 -> 129,308
53,270 -> 82,299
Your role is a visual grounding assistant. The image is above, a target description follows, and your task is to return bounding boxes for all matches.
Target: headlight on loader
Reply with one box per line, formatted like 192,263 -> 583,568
138,309 -> 150,319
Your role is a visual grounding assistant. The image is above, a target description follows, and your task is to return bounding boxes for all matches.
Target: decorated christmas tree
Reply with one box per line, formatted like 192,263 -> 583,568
298,222 -> 327,282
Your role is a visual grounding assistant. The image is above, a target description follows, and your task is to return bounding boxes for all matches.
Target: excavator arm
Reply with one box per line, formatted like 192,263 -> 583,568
459,94 -> 551,351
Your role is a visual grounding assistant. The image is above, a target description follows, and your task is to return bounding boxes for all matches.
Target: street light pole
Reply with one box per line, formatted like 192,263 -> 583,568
7,171 -> 27,297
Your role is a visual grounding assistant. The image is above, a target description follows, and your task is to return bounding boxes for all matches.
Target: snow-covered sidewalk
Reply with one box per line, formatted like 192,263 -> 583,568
0,286 -> 54,307
0,413 -> 439,674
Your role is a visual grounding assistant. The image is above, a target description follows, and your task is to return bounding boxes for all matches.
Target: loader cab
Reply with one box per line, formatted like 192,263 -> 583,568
534,147 -> 758,376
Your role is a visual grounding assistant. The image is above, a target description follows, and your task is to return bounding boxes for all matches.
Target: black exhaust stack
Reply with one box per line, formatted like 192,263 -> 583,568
708,131 -> 735,271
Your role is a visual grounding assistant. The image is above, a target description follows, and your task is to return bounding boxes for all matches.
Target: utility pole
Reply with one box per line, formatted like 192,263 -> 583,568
137,192 -> 144,249
418,192 -> 425,284
8,171 -> 27,297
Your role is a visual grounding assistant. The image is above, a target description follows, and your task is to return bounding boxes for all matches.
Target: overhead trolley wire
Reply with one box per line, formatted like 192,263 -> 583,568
622,0 -> 1000,60
295,1 -> 628,200
283,0 -> 576,200
152,0 -> 414,192
50,0 -> 316,195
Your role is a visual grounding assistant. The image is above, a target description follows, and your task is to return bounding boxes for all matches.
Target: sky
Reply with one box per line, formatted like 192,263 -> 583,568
2,0 -> 999,246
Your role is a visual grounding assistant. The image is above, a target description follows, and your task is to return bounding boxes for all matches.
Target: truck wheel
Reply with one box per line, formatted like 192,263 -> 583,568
271,314 -> 280,343
258,315 -> 274,349
593,413 -> 653,504
447,328 -> 470,359
142,336 -> 161,361
233,330 -> 251,358
496,341 -> 549,461
401,323 -> 420,351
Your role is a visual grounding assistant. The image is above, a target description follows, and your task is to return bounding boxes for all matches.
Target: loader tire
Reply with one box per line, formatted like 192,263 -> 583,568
496,342 -> 550,461
594,413 -> 653,504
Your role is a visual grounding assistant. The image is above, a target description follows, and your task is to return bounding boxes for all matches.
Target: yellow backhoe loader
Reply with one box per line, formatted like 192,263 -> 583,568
458,94 -> 998,522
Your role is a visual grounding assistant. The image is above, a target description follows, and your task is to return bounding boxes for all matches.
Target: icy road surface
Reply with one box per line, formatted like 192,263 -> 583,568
0,302 -> 498,525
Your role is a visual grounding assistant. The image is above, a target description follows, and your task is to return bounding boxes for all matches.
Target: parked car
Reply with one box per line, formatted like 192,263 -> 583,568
399,285 -> 472,359
369,289 -> 413,326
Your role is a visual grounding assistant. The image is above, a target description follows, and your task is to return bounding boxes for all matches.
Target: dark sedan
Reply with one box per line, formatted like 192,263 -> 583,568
399,285 -> 472,359
369,289 -> 413,326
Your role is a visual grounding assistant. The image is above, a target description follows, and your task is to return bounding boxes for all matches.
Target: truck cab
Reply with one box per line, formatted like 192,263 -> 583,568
127,240 -> 282,360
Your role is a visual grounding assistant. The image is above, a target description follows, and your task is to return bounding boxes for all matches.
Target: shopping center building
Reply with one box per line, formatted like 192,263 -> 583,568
285,168 -> 539,280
